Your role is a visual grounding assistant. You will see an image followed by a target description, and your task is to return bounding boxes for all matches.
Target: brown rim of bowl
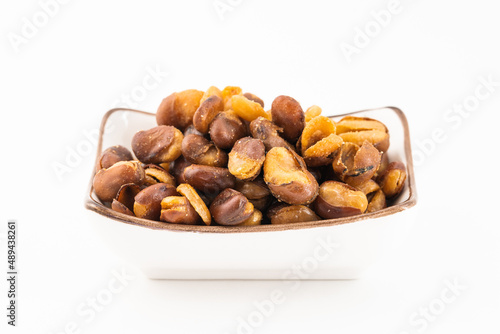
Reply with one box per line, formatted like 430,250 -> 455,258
84,107 -> 417,234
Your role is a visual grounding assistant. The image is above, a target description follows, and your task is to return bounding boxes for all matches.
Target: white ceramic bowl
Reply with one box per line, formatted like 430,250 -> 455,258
85,107 -> 417,279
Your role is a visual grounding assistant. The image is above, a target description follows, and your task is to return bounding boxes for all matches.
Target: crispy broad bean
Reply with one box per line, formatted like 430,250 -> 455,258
271,95 -> 305,143
378,161 -> 407,198
270,205 -> 319,225
93,161 -> 145,203
156,89 -> 204,131
249,117 -> 295,152
209,111 -> 248,149
332,141 -> 381,187
313,181 -> 368,219
193,95 -> 224,134
228,137 -> 265,181
132,125 -> 183,164
133,183 -> 178,221
336,116 -> 390,152
182,164 -> 236,195
263,147 -> 319,205
97,145 -> 133,170
210,188 -> 254,226
160,196 -> 201,225
181,134 -> 228,167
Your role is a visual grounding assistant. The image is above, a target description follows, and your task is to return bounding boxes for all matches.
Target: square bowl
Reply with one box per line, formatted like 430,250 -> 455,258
84,107 -> 417,279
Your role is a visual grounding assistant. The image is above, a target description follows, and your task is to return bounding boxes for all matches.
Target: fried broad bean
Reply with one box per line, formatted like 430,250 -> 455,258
193,95 -> 224,134
249,117 -> 295,152
263,147 -> 319,205
182,165 -> 236,195
132,125 -> 183,164
235,178 -> 271,211
271,95 -> 305,143
228,137 -> 265,181
93,161 -> 145,203
355,179 -> 380,196
366,189 -> 386,213
133,183 -> 178,221
355,179 -> 386,213
200,86 -> 223,104
160,196 -> 201,225
222,86 -> 243,110
378,161 -> 407,198
156,89 -> 204,131
336,116 -> 390,152
231,95 -> 270,122
243,92 -> 265,108
176,183 -> 212,225
97,145 -> 133,170
237,209 -> 263,226
300,116 -> 343,167
270,205 -> 319,225
209,111 -> 248,150
111,183 -> 142,216
143,164 -> 176,187
313,181 -> 368,219
210,188 -> 254,226
332,141 -> 381,187
181,134 -> 228,167
305,105 -> 322,122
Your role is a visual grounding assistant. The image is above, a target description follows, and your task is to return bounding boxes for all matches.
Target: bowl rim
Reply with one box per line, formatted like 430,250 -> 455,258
84,106 -> 417,234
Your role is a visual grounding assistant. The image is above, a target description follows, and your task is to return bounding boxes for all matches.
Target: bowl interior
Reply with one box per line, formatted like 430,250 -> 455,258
85,107 -> 417,233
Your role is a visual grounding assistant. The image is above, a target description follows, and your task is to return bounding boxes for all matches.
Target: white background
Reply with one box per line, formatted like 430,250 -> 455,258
1,0 -> 499,333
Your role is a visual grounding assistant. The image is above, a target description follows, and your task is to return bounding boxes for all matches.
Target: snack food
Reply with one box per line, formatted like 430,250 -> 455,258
92,86 -> 408,227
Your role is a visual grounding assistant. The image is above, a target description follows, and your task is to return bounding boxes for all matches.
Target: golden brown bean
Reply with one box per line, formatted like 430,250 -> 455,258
270,205 -> 319,225
176,183 -> 212,225
228,137 -> 265,181
263,146 -> 319,205
143,164 -> 176,187
210,189 -> 254,226
93,161 -> 145,203
160,196 -> 201,225
249,116 -> 295,152
332,141 -> 381,187
132,125 -> 183,164
237,209 -> 263,226
181,134 -> 228,167
156,89 -> 204,131
97,145 -> 133,170
378,161 -> 407,198
209,111 -> 248,150
313,181 -> 368,219
193,95 -> 224,134
133,183 -> 178,221
182,164 -> 236,195
300,116 -> 343,167
243,92 -> 265,108
336,116 -> 390,152
271,95 -> 305,143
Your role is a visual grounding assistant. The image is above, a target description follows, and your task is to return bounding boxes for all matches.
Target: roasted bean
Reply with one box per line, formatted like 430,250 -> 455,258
271,95 -> 305,143
263,147 -> 319,205
132,125 -> 183,164
210,189 -> 254,226
93,161 -> 145,203
228,137 -> 265,181
133,183 -> 178,221
156,89 -> 204,131
313,181 -> 368,219
181,134 -> 228,167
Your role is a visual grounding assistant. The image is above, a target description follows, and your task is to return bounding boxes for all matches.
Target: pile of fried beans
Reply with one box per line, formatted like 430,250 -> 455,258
92,86 -> 407,226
